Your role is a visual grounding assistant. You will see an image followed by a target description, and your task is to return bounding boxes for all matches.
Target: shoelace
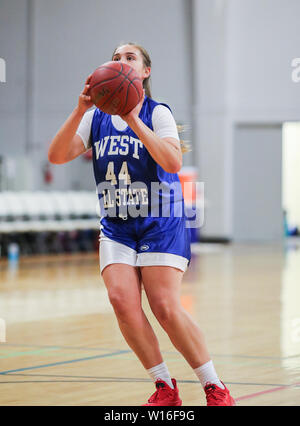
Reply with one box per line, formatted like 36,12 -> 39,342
148,381 -> 171,402
205,384 -> 226,404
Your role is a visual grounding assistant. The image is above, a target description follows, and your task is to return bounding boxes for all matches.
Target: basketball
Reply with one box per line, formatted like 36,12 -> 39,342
88,61 -> 144,115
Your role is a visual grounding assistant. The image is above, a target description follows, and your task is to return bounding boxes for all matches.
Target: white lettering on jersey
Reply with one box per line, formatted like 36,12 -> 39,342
130,137 -> 143,159
107,135 -> 120,155
102,187 -> 149,209
95,136 -> 110,159
119,135 -> 129,155
94,136 -> 143,160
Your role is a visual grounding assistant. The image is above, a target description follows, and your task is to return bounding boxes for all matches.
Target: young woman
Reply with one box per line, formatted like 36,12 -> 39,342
48,42 -> 235,406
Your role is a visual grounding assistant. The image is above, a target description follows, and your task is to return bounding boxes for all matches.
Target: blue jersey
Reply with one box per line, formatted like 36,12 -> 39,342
90,95 -> 185,222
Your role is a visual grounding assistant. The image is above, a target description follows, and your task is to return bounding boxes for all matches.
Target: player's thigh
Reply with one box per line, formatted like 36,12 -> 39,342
140,265 -> 184,310
102,263 -> 143,310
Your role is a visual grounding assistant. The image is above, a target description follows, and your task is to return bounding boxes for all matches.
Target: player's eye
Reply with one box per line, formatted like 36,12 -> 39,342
127,56 -> 134,61
113,56 -> 120,61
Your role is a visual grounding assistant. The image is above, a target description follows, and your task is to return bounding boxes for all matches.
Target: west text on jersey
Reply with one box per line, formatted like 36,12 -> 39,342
94,135 -> 143,159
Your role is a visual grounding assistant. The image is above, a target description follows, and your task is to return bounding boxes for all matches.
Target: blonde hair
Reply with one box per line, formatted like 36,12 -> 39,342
112,42 -> 191,154
177,125 -> 192,154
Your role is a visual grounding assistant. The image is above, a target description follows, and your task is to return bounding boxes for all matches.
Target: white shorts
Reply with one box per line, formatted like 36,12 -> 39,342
99,231 -> 189,274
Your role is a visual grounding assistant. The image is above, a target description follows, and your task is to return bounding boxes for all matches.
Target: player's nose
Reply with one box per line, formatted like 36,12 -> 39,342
120,59 -> 131,66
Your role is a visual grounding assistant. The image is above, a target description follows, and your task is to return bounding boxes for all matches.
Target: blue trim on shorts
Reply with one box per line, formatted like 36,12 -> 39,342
100,215 -> 191,266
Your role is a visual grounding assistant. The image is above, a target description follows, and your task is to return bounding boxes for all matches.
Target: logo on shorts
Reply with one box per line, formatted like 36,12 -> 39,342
140,244 -> 150,251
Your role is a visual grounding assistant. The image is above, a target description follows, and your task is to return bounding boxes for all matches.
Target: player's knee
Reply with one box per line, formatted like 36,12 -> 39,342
107,289 -> 137,321
151,300 -> 179,328
108,290 -> 126,314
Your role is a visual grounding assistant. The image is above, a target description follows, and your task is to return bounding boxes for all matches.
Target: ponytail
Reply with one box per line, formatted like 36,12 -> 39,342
177,125 -> 192,154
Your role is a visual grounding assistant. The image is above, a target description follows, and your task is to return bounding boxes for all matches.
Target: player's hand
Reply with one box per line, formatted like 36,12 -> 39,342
120,90 -> 145,124
77,75 -> 94,114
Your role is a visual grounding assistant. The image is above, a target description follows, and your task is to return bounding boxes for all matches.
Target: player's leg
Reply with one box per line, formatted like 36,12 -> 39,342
141,265 -> 235,405
99,231 -> 179,401
102,263 -> 163,369
140,265 -> 210,368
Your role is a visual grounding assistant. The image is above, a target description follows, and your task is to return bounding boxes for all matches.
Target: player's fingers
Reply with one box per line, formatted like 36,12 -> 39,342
79,93 -> 91,104
140,90 -> 145,104
85,74 -> 92,85
82,84 -> 90,95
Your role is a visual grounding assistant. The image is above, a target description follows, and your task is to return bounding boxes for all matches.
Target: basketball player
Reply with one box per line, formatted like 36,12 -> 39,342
48,43 -> 235,406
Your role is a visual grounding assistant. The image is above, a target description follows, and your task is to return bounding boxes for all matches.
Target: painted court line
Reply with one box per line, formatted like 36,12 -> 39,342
0,350 -> 131,375
2,373 -> 153,383
235,381 -> 300,402
0,347 -> 290,368
0,348 -> 58,359
2,371 -> 299,403
3,372 -> 298,389
2,343 -> 299,360
1,343 -> 131,353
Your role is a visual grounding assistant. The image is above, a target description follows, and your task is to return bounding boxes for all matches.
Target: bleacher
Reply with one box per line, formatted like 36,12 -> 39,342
0,191 -> 100,257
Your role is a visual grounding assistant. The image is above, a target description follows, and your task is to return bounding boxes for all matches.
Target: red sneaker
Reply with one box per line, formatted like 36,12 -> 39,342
142,378 -> 182,406
204,382 -> 236,406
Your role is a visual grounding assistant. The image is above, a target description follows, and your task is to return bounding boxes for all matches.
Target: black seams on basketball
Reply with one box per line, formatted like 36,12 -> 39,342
88,61 -> 144,115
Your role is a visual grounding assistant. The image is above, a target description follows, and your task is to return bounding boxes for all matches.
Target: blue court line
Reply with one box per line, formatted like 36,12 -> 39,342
4,373 -> 297,387
1,343 -> 127,353
2,373 -> 299,389
0,349 -> 131,375
3,343 -> 300,360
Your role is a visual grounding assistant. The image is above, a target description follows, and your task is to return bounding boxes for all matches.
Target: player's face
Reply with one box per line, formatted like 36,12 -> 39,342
112,45 -> 151,82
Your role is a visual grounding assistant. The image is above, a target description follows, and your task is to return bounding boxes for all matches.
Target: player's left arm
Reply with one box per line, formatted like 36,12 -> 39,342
120,98 -> 182,174
128,123 -> 182,174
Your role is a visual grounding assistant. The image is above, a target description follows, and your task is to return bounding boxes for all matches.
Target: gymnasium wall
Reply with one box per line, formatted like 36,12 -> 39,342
0,0 -> 28,157
0,0 -> 193,191
1,0 -> 300,240
193,0 -> 300,239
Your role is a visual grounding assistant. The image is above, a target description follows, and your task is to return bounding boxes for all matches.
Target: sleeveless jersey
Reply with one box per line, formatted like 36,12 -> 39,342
90,95 -> 185,222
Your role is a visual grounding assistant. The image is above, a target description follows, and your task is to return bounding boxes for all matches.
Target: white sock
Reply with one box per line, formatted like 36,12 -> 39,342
193,360 -> 225,389
147,362 -> 174,389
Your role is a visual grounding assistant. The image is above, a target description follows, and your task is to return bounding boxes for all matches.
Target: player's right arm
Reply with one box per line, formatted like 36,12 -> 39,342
48,75 -> 93,164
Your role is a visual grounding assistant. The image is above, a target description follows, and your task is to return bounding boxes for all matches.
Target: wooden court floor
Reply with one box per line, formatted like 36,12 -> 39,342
0,240 -> 300,406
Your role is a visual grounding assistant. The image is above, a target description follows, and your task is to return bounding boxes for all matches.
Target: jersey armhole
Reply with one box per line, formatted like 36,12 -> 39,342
151,103 -> 179,141
76,109 -> 96,149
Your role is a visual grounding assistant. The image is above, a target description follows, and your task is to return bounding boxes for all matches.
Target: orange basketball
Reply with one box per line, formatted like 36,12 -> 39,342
88,61 -> 144,115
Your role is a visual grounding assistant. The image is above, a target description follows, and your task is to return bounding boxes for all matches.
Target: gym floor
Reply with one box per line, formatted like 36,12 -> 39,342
0,240 -> 299,406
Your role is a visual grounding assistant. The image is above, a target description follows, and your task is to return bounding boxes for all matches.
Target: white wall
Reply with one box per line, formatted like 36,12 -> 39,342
2,0 -> 300,240
0,0 -> 193,190
192,0 -> 229,238
193,0 -> 300,239
227,0 -> 300,121
233,124 -> 282,241
0,0 -> 28,155
282,122 -> 300,229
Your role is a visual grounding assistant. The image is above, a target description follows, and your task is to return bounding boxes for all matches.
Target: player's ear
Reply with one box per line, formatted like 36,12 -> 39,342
143,66 -> 151,79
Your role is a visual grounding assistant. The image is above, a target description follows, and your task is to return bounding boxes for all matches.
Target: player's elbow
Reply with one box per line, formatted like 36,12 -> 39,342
170,153 -> 183,173
165,159 -> 182,174
172,163 -> 182,174
48,151 -> 66,165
